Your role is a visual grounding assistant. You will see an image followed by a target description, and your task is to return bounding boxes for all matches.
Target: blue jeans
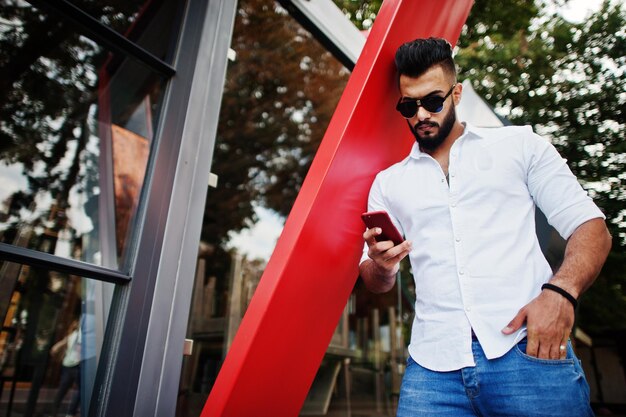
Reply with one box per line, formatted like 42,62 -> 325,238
397,339 -> 594,417
53,364 -> 80,415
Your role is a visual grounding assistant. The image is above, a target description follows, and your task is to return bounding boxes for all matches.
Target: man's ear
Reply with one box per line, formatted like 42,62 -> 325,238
452,82 -> 463,106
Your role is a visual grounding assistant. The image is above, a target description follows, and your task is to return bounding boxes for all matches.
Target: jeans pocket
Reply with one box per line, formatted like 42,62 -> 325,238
514,339 -> 575,365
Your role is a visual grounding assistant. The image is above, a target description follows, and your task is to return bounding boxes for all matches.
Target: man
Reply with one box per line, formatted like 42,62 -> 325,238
360,37 -> 611,416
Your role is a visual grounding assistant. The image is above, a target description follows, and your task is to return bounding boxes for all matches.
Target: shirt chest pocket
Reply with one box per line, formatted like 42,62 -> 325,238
458,145 -> 529,207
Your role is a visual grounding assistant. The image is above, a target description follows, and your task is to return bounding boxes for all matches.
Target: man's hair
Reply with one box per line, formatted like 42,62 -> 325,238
394,37 -> 456,80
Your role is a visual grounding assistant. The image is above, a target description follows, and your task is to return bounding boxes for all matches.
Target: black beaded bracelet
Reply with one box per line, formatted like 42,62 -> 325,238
541,283 -> 578,310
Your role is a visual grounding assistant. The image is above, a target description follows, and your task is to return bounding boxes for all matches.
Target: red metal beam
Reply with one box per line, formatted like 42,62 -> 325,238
201,1 -> 473,415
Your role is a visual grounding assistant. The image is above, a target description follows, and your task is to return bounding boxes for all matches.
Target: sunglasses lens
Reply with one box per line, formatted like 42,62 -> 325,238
397,101 -> 418,118
421,97 -> 445,113
396,96 -> 447,118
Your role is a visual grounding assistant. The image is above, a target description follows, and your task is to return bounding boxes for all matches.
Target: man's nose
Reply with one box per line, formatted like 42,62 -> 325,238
415,105 -> 432,121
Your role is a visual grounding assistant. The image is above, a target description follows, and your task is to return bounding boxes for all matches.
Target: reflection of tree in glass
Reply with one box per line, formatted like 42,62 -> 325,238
0,2 -> 141,248
201,0 -> 350,247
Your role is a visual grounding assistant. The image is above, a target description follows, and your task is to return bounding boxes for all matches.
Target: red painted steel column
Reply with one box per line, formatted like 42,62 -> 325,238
201,1 -> 473,415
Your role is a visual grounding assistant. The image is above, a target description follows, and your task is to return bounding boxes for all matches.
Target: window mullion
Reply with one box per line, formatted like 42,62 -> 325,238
0,242 -> 131,284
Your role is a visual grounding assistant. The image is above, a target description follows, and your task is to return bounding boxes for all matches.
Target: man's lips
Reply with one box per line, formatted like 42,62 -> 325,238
415,123 -> 438,134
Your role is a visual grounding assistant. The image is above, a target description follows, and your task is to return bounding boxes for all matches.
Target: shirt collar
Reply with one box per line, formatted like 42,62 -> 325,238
408,122 -> 483,160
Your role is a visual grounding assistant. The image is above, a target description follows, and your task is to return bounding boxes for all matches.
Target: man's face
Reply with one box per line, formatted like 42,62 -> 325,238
398,66 -> 460,152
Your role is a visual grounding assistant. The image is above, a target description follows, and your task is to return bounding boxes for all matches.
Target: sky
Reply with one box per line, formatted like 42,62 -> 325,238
558,0 -> 604,21
556,0 -> 621,22
227,206 -> 285,260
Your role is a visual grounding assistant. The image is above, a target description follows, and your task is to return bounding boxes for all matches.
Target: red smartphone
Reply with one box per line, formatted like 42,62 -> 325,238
361,211 -> 404,246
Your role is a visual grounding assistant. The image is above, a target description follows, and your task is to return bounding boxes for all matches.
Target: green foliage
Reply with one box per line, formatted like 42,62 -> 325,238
331,0 -> 382,30
456,0 -> 626,333
336,0 -> 626,333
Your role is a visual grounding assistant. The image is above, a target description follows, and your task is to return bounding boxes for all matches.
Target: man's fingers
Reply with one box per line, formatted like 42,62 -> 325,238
525,330 -> 571,359
525,327 -> 571,359
381,240 -> 411,259
543,342 -> 559,360
560,335 -> 569,359
502,308 -> 527,334
542,337 -> 569,360
363,227 -> 382,245
365,235 -> 411,277
382,243 -> 412,265
525,336 -> 539,357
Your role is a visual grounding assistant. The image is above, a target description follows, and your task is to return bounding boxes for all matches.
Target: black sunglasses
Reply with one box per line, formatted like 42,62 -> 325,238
395,84 -> 456,118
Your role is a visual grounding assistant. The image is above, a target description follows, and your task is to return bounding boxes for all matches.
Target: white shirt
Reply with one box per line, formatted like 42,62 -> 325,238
361,124 -> 604,371
62,329 -> 81,367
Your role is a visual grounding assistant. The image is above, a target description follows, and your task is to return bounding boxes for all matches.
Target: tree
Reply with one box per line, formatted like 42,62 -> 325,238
332,0 -> 626,332
332,0 -> 382,30
455,1 -> 626,333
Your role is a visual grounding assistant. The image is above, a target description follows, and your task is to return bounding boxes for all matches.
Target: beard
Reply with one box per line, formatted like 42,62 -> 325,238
409,103 -> 456,152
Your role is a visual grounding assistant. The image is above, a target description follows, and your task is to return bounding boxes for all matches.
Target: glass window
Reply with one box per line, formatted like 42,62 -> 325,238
0,261 -> 113,416
56,0 -> 182,60
0,2 -> 173,268
175,0 -> 351,415
175,1 -> 417,414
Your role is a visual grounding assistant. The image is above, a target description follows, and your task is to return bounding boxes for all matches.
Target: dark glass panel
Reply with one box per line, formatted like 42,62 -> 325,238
57,0 -> 182,60
0,3 -> 169,268
0,261 -> 112,416
175,1 -> 351,415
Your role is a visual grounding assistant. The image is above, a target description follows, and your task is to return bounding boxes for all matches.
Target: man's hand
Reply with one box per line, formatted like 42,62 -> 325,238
360,227 -> 412,293
364,227 -> 412,274
502,218 -> 611,359
502,289 -> 574,359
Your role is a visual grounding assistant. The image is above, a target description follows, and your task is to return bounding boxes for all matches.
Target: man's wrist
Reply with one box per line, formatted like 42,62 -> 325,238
549,275 -> 583,298
541,283 -> 578,310
372,261 -> 397,281
360,259 -> 397,293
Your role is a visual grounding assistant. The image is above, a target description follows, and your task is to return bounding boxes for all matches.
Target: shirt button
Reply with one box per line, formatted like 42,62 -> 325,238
455,237 -> 461,242
459,269 -> 464,275
465,306 -> 471,312
451,203 -> 456,208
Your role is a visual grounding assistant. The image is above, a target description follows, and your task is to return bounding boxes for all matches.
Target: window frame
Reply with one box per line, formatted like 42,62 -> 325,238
0,0 -> 218,415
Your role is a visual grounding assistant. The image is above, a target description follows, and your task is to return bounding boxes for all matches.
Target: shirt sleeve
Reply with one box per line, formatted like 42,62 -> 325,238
525,129 -> 605,239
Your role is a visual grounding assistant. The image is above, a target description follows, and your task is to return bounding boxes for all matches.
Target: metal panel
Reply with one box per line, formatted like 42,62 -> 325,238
278,0 -> 366,69
135,0 -> 237,415
88,0 -> 236,415
201,0 -> 473,415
